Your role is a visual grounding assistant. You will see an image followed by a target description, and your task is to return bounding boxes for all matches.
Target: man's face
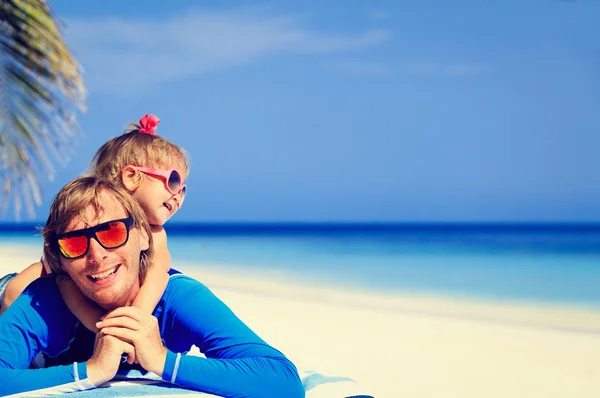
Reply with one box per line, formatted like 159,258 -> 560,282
59,191 -> 150,309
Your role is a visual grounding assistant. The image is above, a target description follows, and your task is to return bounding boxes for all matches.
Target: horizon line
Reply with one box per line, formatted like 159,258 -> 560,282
3,220 -> 600,231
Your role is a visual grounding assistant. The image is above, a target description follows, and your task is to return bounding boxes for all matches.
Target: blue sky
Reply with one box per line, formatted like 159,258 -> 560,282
6,0 -> 600,222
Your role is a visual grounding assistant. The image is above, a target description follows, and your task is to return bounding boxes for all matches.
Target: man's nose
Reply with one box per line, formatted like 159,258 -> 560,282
87,236 -> 108,264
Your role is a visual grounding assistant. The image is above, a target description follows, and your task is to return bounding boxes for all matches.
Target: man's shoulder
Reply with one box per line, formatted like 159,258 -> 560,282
166,273 -> 208,290
1,275 -> 70,331
24,275 -> 60,296
159,274 -> 228,331
21,275 -> 64,308
163,273 -> 213,302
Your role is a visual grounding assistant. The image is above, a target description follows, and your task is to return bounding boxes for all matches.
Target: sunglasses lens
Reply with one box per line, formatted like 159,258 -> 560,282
167,170 -> 182,193
96,221 -> 129,248
58,235 -> 88,259
180,185 -> 187,199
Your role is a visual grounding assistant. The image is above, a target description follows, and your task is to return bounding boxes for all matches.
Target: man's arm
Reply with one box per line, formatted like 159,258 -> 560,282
160,275 -> 305,398
98,274 -> 304,397
0,279 -> 96,396
0,364 -> 94,396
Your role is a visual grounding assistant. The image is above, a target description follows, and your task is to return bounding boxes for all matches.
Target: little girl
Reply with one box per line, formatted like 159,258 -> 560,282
0,114 -> 189,333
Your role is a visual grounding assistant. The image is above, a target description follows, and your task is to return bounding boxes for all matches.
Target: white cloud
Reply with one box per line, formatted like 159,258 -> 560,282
323,61 -> 391,76
402,62 -> 485,77
63,8 -> 392,94
367,10 -> 390,20
323,60 -> 485,78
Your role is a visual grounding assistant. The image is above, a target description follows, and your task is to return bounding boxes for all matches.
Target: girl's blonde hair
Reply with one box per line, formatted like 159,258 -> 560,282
89,121 -> 189,187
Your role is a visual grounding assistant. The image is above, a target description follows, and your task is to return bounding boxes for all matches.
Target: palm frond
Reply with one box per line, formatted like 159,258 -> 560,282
0,0 -> 86,220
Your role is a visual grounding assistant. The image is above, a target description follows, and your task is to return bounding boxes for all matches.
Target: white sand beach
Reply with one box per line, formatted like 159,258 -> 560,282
2,245 -> 600,398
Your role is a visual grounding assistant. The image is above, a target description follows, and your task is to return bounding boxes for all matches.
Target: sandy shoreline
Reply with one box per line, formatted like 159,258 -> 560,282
2,246 -> 600,397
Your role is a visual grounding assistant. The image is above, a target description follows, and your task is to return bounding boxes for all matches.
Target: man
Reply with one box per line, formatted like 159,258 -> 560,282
0,176 -> 304,397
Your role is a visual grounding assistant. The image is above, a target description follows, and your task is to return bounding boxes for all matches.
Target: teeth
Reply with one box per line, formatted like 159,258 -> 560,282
91,267 -> 118,281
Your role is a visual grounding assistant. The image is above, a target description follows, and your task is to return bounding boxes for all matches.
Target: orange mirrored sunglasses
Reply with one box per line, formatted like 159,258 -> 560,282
56,218 -> 134,259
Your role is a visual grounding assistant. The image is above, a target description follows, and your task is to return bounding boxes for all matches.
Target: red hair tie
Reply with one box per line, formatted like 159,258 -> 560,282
138,114 -> 160,135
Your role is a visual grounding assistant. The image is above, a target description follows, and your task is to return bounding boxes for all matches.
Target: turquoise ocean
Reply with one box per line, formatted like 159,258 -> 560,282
2,223 -> 600,308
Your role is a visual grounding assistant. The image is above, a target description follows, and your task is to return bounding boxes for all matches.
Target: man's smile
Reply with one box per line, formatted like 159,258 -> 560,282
87,264 -> 121,285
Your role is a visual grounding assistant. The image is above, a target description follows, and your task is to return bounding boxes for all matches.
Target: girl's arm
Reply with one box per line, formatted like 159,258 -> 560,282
131,227 -> 171,314
0,262 -> 44,315
57,277 -> 104,333
2,262 -> 105,333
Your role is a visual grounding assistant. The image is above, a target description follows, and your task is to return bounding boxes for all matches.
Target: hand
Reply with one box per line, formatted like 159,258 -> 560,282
96,306 -> 167,376
87,332 -> 136,386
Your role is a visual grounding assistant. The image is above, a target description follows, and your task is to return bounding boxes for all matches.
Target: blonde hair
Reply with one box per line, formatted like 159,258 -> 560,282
89,122 -> 189,188
42,175 -> 153,282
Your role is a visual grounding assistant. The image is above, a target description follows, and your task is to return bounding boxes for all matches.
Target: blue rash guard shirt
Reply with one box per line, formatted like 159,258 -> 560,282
0,273 -> 304,398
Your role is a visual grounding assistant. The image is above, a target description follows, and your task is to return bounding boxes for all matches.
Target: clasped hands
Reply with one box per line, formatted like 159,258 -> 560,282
86,307 -> 168,386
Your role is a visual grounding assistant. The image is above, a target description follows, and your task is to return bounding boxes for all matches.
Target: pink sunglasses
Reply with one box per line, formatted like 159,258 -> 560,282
133,166 -> 187,198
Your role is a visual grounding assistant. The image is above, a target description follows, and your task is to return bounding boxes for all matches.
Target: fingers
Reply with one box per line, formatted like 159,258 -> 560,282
92,333 -> 137,372
101,306 -> 144,321
97,316 -> 140,331
118,338 -> 136,365
101,326 -> 136,344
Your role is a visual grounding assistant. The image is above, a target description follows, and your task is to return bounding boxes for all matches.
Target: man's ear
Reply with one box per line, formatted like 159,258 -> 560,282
121,165 -> 142,192
139,226 -> 150,251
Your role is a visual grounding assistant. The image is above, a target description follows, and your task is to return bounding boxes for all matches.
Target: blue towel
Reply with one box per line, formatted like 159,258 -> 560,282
44,367 -> 375,397
299,369 -> 375,398
0,273 -> 17,311
48,369 -> 211,397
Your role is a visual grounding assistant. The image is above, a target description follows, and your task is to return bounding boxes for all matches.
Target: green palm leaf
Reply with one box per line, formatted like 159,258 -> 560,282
0,0 -> 86,220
